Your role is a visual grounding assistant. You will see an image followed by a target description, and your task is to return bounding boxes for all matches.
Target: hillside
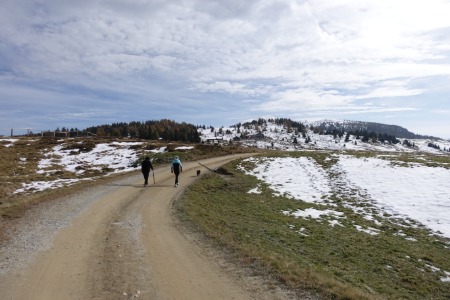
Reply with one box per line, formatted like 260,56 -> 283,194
310,120 -> 436,139
84,119 -> 201,142
198,118 -> 450,155
1,130 -> 449,299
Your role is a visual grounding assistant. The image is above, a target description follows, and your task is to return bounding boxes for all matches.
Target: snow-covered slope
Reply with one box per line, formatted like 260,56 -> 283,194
198,119 -> 450,155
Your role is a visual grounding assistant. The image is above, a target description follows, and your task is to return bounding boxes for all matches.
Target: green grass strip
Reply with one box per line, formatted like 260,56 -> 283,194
177,153 -> 450,299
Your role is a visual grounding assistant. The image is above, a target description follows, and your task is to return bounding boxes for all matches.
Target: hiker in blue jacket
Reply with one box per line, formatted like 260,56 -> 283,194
171,156 -> 182,187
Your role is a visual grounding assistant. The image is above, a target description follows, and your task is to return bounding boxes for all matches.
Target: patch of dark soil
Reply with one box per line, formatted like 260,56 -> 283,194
216,167 -> 234,175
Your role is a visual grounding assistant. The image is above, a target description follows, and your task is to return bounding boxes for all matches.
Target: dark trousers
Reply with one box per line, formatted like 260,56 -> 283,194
142,171 -> 150,184
174,172 -> 180,185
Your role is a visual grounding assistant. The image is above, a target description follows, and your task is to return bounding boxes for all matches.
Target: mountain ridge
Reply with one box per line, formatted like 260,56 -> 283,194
199,118 -> 450,155
307,119 -> 437,140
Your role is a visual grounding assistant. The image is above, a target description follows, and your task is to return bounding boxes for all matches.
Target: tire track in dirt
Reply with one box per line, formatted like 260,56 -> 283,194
88,187 -> 157,299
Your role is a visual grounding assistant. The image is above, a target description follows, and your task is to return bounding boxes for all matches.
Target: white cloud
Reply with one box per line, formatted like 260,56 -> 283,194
192,81 -> 273,97
431,109 -> 450,115
1,0 -> 450,137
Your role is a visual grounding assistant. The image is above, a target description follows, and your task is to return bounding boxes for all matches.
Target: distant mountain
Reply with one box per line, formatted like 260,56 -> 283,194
198,118 -> 450,155
310,120 -> 437,140
36,116 -> 433,142
236,118 -> 435,139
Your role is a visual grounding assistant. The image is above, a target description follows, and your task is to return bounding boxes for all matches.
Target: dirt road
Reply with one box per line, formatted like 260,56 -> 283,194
0,154 -> 291,300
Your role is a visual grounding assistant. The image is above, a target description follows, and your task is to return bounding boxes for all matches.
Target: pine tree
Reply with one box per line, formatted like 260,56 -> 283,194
345,132 -> 351,142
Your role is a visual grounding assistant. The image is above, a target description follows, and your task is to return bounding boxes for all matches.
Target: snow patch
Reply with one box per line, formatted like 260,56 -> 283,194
283,208 -> 344,219
248,184 -> 262,194
241,154 -> 450,239
241,156 -> 332,203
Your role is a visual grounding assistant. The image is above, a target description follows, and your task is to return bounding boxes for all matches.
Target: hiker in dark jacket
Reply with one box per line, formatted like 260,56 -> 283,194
171,156 -> 182,187
141,156 -> 154,186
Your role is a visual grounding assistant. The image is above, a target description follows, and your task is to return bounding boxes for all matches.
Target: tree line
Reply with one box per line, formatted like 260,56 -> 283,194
84,119 -> 201,142
226,118 -> 405,145
314,120 -> 435,139
236,118 -> 307,134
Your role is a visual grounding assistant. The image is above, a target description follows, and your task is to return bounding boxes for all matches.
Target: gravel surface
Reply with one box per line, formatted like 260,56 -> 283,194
0,155 -> 307,300
0,172 -> 141,276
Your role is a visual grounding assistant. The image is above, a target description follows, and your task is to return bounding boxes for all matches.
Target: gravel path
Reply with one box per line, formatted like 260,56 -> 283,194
0,154 -> 297,300
0,173 -> 140,276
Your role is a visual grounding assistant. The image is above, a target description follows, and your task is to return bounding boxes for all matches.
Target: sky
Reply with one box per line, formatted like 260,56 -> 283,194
1,0 -> 450,138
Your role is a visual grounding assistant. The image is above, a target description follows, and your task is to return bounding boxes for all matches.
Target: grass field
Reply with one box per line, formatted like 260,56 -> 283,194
2,137 -> 449,299
0,136 -> 257,220
176,151 -> 450,299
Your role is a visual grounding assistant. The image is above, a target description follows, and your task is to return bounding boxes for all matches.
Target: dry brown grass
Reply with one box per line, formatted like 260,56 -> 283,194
1,138 -> 47,203
2,138 -> 108,217
0,136 -> 257,224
